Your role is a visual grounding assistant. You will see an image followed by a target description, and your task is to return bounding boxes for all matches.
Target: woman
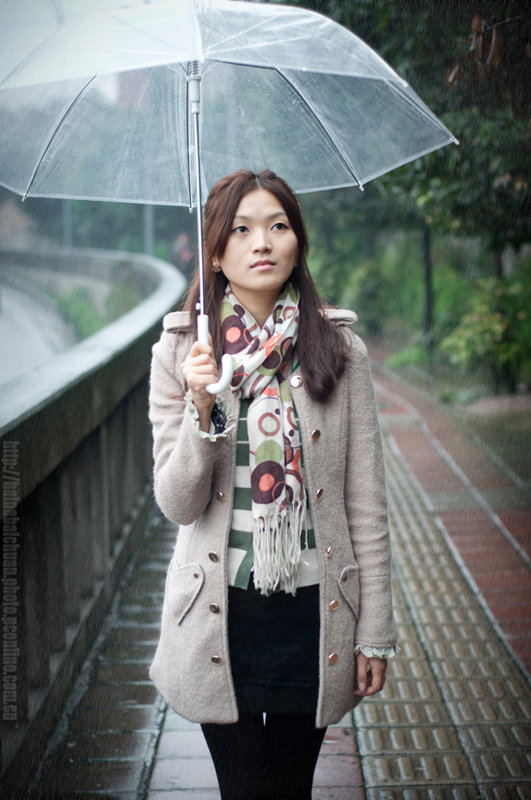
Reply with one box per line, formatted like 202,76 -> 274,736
149,170 -> 397,799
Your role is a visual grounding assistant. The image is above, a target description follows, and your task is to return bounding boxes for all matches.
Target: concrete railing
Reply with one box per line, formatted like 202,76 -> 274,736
0,247 -> 186,794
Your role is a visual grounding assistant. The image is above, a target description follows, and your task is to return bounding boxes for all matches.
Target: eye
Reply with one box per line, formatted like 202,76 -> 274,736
232,225 -> 248,234
272,222 -> 289,231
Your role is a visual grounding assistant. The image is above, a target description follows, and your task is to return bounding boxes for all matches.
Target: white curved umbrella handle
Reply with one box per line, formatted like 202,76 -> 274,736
197,314 -> 234,395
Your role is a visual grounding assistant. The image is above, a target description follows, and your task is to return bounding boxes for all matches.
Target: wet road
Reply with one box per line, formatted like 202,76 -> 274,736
0,283 -> 76,385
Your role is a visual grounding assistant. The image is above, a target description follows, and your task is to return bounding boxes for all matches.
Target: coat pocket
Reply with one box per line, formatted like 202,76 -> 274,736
166,561 -> 205,625
338,564 -> 360,620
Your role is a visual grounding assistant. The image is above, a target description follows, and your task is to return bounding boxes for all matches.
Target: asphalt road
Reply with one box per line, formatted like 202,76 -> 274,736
0,283 -> 76,386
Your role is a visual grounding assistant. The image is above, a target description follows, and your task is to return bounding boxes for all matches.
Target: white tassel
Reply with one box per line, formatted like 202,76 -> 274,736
252,500 -> 306,596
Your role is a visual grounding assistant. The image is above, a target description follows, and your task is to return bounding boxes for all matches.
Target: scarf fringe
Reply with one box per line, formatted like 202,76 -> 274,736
252,500 -> 306,596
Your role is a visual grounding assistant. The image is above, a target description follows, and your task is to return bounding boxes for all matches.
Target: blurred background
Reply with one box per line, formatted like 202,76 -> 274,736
1,0 -> 529,401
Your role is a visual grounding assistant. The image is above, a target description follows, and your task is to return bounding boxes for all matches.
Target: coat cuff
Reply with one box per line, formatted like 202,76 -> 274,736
185,390 -> 235,441
354,644 -> 400,659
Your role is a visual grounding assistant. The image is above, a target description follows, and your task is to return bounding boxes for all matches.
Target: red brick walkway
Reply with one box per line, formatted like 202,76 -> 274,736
371,357 -> 531,677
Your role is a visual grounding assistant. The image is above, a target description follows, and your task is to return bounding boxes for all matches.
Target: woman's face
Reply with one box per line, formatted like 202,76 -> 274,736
217,188 -> 298,309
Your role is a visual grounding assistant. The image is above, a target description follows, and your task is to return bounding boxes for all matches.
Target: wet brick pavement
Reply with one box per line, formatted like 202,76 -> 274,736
28,362 -> 530,799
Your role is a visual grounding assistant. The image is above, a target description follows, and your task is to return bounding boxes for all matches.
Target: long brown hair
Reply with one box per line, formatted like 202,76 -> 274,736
184,169 -> 348,403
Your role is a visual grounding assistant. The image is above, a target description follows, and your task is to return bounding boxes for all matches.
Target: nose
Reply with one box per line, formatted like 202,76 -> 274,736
252,227 -> 271,252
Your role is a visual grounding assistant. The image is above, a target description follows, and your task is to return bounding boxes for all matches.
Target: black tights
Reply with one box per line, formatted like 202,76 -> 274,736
201,712 -> 327,800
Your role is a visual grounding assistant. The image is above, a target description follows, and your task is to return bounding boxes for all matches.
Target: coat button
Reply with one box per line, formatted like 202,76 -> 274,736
328,652 -> 338,665
211,655 -> 223,665
325,545 -> 333,558
311,429 -> 321,441
315,488 -> 324,500
328,600 -> 339,612
209,551 -> 220,563
215,490 -> 226,502
290,374 -> 303,388
209,603 -> 220,613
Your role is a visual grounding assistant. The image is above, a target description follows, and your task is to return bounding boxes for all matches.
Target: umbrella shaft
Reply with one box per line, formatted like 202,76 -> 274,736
189,71 -> 205,317
193,110 -> 205,316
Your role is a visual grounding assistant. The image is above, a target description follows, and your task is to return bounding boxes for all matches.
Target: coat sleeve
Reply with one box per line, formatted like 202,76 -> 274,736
344,331 -> 397,650
148,328 -> 235,525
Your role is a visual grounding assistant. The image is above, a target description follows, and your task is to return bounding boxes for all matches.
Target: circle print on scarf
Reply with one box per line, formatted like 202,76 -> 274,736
252,439 -> 290,505
222,314 -> 257,355
258,412 -> 281,437
251,460 -> 290,505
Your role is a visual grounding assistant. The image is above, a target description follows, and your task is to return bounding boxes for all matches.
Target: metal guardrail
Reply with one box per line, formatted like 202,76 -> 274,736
0,247 -> 186,794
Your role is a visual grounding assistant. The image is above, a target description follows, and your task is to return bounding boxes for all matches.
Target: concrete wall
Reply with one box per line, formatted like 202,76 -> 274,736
0,248 -> 186,794
1,244 -> 159,316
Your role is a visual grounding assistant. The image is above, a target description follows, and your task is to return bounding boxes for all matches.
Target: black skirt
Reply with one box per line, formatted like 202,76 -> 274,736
228,582 -> 320,715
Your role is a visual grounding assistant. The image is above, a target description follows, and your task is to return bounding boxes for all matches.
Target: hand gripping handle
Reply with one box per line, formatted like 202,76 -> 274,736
197,314 -> 234,395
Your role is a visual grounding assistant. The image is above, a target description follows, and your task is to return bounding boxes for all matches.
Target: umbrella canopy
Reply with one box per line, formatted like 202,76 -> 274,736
0,0 -> 457,207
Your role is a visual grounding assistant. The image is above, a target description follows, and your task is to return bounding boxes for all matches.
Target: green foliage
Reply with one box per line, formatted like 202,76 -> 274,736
440,266 -> 531,392
347,259 -> 390,336
430,251 -> 478,341
105,284 -> 144,321
57,288 -> 105,339
387,343 -> 429,369
57,282 -> 145,340
394,107 -> 530,255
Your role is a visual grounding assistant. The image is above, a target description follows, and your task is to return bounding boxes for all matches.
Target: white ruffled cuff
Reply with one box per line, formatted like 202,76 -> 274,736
354,644 -> 400,659
185,390 -> 235,441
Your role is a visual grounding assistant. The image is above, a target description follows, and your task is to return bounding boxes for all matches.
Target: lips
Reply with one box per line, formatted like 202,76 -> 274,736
251,260 -> 275,268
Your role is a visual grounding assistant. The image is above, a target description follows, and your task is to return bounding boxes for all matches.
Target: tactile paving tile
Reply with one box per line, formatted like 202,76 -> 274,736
378,675 -> 444,702
386,657 -> 433,680
356,435 -> 531,793
366,788 -> 483,800
430,657 -> 517,681
467,751 -> 531,780
355,701 -> 452,728
479,785 -> 531,800
356,725 -> 462,754
445,696 -> 531,724
443,676 -> 530,702
459,723 -> 531,751
361,751 -> 475,785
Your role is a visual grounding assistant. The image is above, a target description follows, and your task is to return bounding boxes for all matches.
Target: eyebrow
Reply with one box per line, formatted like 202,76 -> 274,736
233,211 -> 289,221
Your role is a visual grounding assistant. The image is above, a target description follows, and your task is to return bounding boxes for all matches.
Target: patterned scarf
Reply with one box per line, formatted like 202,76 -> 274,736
221,283 -> 305,595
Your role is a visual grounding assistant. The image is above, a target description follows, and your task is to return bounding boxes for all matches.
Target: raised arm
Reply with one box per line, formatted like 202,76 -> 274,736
149,329 -> 234,525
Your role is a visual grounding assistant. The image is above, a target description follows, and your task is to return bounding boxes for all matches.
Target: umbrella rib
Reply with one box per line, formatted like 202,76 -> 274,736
22,76 -> 97,200
106,10 -> 200,63
0,16 -> 81,90
274,67 -> 365,190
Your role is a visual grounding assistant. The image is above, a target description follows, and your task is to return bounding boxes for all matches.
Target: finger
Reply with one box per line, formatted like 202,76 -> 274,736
187,374 -> 219,392
364,661 -> 387,696
182,352 -> 217,374
182,358 -> 218,381
182,362 -> 219,379
188,340 -> 214,359
354,652 -> 370,695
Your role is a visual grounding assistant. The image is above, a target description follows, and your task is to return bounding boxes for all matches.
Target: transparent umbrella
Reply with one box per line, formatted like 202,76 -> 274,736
0,0 -> 457,391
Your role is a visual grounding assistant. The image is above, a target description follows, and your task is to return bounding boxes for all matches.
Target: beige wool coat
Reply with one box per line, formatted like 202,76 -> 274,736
148,308 -> 396,729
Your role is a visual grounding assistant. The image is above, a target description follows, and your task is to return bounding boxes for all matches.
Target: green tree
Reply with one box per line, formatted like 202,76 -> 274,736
276,0 -> 530,391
